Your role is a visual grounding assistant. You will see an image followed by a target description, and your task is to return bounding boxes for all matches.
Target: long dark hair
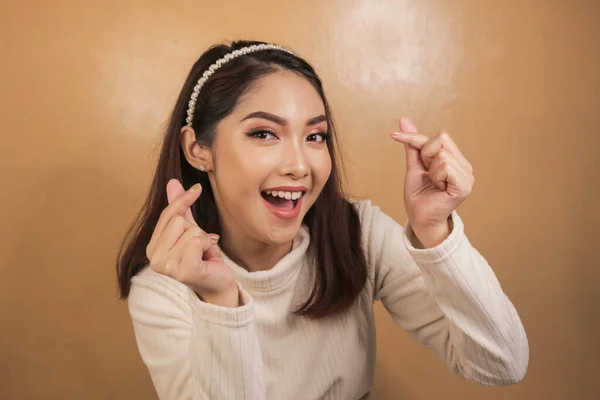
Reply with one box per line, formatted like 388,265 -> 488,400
116,40 -> 367,318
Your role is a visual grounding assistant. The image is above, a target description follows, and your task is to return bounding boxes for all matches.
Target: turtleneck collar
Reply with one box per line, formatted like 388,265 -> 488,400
219,226 -> 311,294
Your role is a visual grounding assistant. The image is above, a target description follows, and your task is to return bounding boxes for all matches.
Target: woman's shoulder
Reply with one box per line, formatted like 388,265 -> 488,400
348,198 -> 402,235
348,198 -> 375,214
347,197 -> 407,266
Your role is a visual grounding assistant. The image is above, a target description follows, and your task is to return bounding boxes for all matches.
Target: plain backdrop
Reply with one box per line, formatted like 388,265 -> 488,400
1,0 -> 598,399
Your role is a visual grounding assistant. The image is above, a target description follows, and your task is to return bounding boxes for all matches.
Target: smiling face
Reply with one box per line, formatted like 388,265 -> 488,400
207,70 -> 332,247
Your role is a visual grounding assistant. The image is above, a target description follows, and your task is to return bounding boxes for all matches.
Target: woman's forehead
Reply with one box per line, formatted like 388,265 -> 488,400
232,71 -> 326,119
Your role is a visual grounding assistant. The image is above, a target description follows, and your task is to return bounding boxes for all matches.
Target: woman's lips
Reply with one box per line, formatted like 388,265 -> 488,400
262,195 -> 303,220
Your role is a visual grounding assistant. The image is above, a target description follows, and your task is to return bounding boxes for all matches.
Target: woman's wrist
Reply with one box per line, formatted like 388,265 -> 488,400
199,285 -> 241,308
411,216 -> 453,249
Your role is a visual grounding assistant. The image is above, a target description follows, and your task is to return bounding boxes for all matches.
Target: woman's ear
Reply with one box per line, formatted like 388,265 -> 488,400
180,127 -> 214,172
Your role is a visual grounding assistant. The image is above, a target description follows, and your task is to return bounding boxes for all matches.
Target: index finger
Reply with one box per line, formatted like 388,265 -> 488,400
391,116 -> 429,149
167,179 -> 196,224
391,131 -> 429,150
147,183 -> 202,256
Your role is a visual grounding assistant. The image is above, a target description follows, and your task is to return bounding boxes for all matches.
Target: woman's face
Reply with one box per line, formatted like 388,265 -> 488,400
209,70 -> 332,246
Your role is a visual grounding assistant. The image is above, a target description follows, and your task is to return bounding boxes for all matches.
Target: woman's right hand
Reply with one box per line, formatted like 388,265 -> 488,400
145,179 -> 239,307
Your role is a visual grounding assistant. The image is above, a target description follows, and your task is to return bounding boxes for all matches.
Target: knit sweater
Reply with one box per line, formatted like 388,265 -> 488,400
128,200 -> 529,400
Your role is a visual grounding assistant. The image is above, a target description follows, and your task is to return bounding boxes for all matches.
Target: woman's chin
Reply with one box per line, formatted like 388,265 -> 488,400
264,224 -> 301,246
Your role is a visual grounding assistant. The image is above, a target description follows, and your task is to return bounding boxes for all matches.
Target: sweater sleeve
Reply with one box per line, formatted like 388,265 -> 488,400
355,200 -> 529,386
128,267 -> 264,400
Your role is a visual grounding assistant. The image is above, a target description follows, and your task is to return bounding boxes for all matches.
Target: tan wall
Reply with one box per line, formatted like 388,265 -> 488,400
1,0 -> 598,399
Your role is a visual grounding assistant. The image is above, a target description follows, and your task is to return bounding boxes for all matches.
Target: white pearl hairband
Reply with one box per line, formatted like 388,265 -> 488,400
185,43 -> 295,127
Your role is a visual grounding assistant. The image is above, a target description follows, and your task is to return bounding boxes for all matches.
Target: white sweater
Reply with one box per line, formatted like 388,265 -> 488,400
128,200 -> 529,399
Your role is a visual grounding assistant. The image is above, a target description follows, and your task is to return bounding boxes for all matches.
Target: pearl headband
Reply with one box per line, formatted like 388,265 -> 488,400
185,43 -> 296,127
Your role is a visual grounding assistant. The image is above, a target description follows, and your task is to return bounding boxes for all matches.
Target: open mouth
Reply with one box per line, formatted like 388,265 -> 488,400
260,190 -> 304,210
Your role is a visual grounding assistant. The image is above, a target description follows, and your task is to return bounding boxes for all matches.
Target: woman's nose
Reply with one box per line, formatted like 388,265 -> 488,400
279,140 -> 308,179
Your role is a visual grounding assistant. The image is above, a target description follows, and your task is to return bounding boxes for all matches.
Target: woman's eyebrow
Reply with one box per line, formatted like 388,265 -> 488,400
241,111 -> 326,126
306,115 -> 327,126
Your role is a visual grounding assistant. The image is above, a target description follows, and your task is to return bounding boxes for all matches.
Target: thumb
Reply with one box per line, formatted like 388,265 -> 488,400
166,178 -> 186,203
166,178 -> 199,225
399,117 -> 417,134
399,117 -> 424,170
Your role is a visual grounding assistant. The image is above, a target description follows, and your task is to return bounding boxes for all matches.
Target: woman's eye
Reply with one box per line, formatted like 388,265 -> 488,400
307,132 -> 329,143
249,130 -> 278,140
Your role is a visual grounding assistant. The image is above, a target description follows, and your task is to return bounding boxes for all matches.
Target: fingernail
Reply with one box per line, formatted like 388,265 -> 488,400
189,183 -> 201,191
209,234 -> 220,243
400,117 -> 417,133
391,131 -> 403,137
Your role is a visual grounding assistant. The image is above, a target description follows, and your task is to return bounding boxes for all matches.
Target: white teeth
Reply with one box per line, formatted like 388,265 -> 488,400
264,190 -> 303,200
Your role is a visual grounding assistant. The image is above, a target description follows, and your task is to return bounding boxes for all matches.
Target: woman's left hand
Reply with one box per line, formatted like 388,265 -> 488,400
390,117 -> 475,248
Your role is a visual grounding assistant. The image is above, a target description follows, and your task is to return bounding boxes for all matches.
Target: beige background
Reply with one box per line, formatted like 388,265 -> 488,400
1,0 -> 598,399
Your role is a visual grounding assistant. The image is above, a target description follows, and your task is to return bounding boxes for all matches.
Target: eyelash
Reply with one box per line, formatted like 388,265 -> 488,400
307,132 -> 330,142
247,129 -> 330,142
247,129 -> 277,140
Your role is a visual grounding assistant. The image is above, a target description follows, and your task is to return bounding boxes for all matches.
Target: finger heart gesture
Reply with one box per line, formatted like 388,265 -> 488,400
145,179 -> 239,307
390,117 -> 475,247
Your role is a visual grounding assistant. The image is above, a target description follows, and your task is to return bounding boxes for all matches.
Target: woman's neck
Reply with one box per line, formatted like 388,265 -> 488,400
219,230 -> 294,273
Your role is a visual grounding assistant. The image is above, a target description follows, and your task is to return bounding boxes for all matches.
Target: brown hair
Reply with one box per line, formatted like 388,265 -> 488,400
116,40 -> 367,318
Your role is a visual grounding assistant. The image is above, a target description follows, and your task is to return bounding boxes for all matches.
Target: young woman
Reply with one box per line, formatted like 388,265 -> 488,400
117,41 -> 528,399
